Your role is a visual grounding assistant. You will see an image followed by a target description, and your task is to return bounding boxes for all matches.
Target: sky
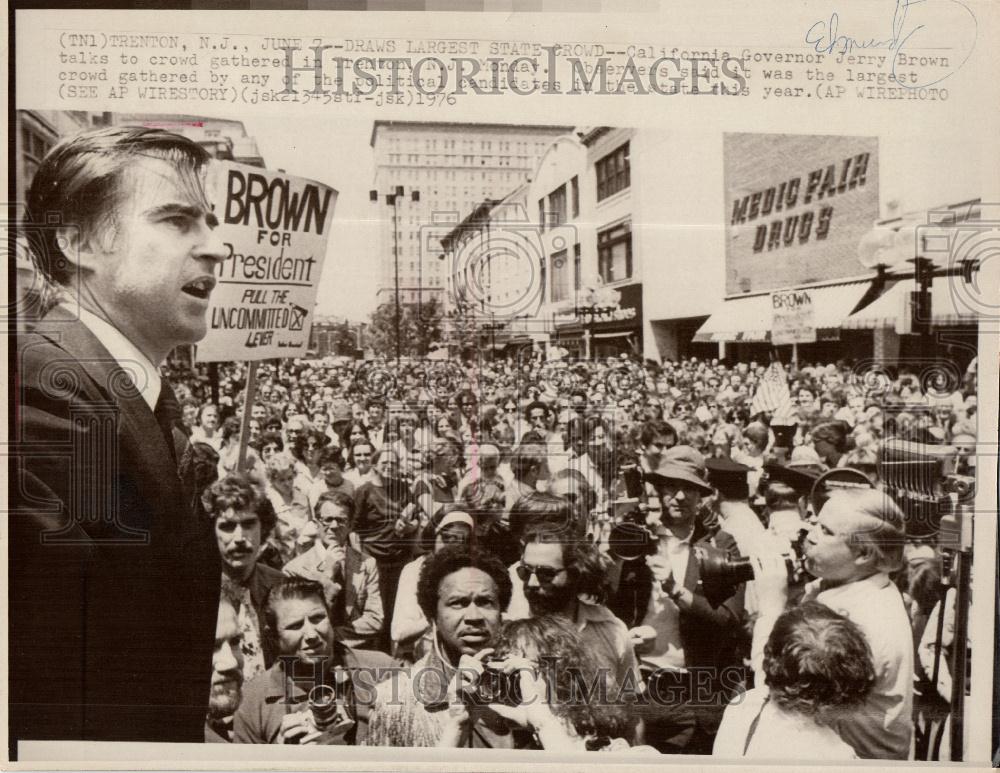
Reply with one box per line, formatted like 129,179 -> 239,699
242,115 -> 379,323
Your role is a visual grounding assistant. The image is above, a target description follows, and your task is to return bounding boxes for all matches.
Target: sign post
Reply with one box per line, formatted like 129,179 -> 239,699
197,160 -> 338,470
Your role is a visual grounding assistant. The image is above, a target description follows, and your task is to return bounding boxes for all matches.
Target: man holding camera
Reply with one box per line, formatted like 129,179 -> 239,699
365,546 -> 523,748
751,487 -> 914,759
610,445 -> 747,755
233,577 -> 395,745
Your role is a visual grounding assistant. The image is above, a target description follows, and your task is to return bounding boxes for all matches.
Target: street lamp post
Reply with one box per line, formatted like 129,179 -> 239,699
575,286 -> 621,360
370,186 -> 419,365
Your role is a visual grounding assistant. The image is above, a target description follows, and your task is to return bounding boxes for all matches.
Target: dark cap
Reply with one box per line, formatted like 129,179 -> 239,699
810,467 -> 875,515
705,457 -> 752,499
771,423 -> 798,447
764,462 -> 820,497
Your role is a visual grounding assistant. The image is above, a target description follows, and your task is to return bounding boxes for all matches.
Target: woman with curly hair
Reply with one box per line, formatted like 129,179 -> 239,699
477,615 -> 652,752
713,601 -> 876,759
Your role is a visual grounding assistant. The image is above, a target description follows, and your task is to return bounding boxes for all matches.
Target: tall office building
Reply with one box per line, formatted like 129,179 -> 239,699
369,121 -> 571,308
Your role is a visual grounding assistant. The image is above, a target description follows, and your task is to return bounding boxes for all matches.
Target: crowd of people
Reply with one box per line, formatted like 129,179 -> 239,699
173,349 -> 976,757
13,126 -> 977,759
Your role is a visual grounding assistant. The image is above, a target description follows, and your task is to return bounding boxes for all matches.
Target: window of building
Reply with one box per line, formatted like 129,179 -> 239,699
540,257 -> 547,302
551,249 -> 571,302
538,199 -> 546,233
21,122 -> 55,190
571,176 -> 580,218
595,142 -> 630,201
548,184 -> 567,226
573,243 -> 581,290
597,221 -> 632,283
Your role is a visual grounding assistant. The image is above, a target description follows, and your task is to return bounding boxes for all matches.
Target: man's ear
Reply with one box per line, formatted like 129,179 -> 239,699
852,540 -> 878,569
57,225 -> 103,275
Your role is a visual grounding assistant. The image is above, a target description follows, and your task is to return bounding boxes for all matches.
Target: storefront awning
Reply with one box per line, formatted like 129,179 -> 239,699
593,331 -> 636,339
693,280 -> 872,343
842,278 -> 979,329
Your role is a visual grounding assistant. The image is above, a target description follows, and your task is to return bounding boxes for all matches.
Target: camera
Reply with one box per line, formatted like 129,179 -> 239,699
609,509 -> 810,597
607,508 -> 658,561
465,661 -> 523,708
308,685 -> 342,731
424,660 -> 523,712
696,528 -> 809,598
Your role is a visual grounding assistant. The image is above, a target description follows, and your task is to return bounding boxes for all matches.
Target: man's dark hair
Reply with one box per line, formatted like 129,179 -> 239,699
258,430 -> 284,454
314,489 -> 356,525
509,491 -> 575,541
347,438 -> 374,467
763,601 -> 876,722
812,420 -> 849,452
317,445 -> 345,470
524,400 -> 550,420
186,441 -> 221,515
220,416 -> 241,443
765,481 -> 800,512
521,522 -> 613,604
292,427 -> 329,460
201,472 -> 276,539
26,126 -> 211,286
639,419 -> 677,448
416,545 -> 512,623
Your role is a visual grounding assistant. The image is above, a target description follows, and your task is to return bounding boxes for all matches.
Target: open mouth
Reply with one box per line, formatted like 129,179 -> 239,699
182,276 -> 216,300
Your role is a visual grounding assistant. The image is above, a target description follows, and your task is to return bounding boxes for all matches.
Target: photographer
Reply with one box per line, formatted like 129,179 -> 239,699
233,578 -> 396,744
750,487 -> 913,759
609,445 -> 747,754
482,616 -> 655,752
365,546 -> 514,748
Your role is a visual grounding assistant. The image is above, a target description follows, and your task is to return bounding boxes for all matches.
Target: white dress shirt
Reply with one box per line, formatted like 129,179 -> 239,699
76,305 -> 161,410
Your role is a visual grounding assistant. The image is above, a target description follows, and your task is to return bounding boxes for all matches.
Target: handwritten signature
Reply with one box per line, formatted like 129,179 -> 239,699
805,0 -> 977,87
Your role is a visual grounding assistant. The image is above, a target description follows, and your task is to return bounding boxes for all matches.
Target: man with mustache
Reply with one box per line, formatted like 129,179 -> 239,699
207,473 -> 283,679
206,591 -> 245,743
12,126 -> 226,745
507,523 -> 641,692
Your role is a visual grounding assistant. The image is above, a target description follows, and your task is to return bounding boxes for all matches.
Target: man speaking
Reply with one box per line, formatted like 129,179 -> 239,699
11,126 -> 227,748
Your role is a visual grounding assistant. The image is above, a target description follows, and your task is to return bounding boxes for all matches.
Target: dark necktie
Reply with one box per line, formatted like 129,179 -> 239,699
154,380 -> 181,465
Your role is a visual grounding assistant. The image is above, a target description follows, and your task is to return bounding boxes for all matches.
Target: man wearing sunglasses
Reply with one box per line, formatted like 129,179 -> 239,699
507,523 -> 642,693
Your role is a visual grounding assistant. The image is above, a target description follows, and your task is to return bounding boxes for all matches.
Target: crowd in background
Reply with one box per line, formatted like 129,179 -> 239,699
176,349 -> 977,756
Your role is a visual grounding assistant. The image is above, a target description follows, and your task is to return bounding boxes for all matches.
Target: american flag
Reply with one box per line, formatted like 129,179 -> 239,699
750,360 -> 794,417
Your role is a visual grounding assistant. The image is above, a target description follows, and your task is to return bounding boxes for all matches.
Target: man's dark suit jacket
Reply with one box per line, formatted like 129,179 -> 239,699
609,519 -> 748,737
10,308 -> 220,752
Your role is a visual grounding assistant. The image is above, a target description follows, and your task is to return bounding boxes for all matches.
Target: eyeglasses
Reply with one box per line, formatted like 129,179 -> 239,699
516,563 -> 567,584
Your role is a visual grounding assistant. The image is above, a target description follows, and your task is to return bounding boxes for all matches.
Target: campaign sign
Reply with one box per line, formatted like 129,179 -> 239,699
771,288 -> 816,345
196,161 -> 337,362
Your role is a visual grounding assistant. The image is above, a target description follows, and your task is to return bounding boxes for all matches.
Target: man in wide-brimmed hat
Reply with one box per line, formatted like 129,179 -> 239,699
608,445 -> 747,755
